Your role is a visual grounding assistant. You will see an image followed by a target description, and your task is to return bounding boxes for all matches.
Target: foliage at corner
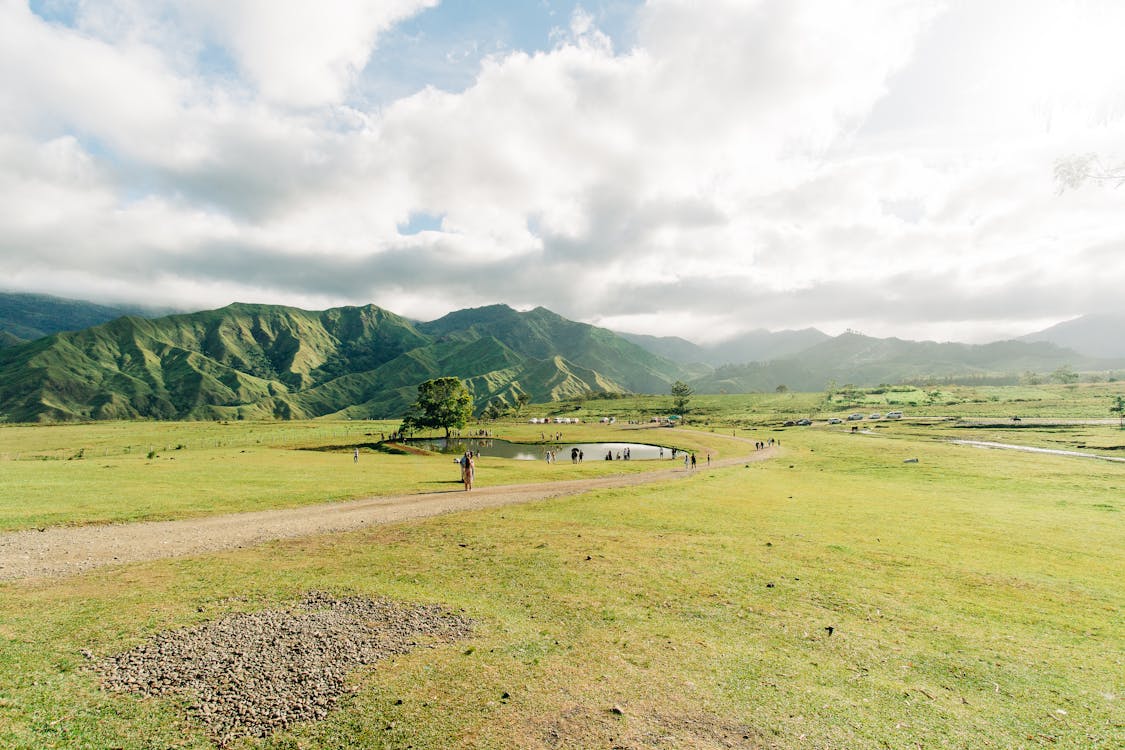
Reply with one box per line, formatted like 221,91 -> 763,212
400,377 -> 474,437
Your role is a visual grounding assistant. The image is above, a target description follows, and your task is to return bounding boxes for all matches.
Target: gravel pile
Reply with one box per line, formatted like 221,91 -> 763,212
96,591 -> 473,745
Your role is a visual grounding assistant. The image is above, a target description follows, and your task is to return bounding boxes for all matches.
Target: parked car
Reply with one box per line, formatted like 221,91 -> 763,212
869,413 -> 882,420
885,411 -> 903,419
827,417 -> 842,424
783,420 -> 796,426
847,413 -> 864,421
796,418 -> 812,426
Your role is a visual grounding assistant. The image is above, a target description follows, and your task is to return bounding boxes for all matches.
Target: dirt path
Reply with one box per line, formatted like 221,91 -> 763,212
0,437 -> 776,582
950,439 -> 1125,463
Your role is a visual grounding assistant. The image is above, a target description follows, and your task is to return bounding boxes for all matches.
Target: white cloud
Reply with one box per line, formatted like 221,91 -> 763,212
1,0 -> 1123,343
180,0 -> 440,107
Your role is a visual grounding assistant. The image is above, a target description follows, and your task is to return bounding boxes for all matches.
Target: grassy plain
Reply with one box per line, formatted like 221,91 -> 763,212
0,420 -> 725,532
0,393 -> 1122,748
570,381 -> 1125,425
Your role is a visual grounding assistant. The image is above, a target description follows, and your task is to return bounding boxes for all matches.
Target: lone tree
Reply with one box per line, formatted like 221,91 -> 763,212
400,377 -> 474,438
1112,394 -> 1125,428
671,380 -> 693,414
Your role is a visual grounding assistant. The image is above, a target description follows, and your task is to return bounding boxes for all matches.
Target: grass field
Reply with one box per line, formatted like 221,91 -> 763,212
0,420 -> 728,532
0,395 -> 1122,748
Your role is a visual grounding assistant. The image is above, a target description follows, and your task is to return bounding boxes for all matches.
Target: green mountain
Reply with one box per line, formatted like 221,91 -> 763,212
0,303 -> 687,423
0,291 -> 165,347
4,296 -> 1114,423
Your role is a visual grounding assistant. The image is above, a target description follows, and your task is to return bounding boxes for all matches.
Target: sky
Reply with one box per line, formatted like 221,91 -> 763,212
1,0 -> 1123,344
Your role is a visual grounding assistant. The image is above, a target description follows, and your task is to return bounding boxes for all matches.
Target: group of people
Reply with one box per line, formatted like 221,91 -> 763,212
753,439 -> 777,450
605,447 -> 632,461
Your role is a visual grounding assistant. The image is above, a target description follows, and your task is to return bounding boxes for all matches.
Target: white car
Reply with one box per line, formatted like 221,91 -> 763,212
827,417 -> 842,424
869,413 -> 882,420
885,411 -> 903,419
847,413 -> 864,421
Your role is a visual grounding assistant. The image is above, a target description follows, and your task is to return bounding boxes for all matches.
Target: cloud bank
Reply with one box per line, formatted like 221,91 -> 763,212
2,0 -> 1123,343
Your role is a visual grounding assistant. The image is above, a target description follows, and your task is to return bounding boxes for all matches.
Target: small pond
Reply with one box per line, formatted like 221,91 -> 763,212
403,437 -> 678,461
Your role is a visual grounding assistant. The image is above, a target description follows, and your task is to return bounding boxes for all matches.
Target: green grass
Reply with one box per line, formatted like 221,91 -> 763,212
0,417 -> 1121,748
560,382 -> 1125,426
0,419 -> 733,531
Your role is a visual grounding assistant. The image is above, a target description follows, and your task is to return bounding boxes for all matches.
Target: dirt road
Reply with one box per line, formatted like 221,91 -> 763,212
0,441 -> 776,581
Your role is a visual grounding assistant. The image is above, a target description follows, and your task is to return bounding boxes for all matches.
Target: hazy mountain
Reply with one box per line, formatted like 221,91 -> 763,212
619,327 -> 830,366
0,291 -> 166,346
616,332 -> 709,364
1019,314 -> 1125,359
690,332 -> 1112,393
0,302 -> 687,423
704,327 -> 832,364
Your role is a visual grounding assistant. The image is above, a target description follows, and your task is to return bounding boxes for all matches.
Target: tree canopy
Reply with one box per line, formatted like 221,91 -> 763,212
670,380 -> 693,414
400,377 -> 474,437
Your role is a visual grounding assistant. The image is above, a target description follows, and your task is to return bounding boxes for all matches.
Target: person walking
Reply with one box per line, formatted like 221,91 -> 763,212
353,447 -> 359,463
691,453 -> 697,470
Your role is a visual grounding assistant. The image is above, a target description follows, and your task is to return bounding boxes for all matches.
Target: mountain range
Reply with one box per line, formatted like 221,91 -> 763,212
0,301 -> 685,422
0,292 -> 1120,423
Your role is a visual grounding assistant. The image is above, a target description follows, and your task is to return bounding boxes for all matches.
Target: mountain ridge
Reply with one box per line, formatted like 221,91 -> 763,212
0,302 -> 686,422
1,295 -> 1120,423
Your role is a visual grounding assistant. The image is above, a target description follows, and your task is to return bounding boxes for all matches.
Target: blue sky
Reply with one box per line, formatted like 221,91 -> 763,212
360,1 -> 642,102
3,0 -> 1124,343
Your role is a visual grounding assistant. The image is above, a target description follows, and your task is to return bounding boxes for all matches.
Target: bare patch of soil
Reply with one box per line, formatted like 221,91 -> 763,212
95,591 -> 472,746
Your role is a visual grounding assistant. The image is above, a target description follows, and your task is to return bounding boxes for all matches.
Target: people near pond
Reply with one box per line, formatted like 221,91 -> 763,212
659,447 -> 664,458
459,451 -> 475,491
605,450 -> 613,461
578,449 -> 584,462
691,453 -> 697,470
571,447 -> 579,463
683,453 -> 690,469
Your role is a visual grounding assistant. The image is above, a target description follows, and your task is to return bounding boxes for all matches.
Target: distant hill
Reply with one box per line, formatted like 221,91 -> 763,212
690,333 -> 1115,393
0,292 -> 165,347
0,302 -> 688,423
1019,314 -> 1125,359
619,327 -> 830,366
616,332 -> 709,365
704,327 -> 831,365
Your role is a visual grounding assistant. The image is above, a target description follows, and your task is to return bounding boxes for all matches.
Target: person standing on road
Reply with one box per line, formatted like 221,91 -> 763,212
460,451 -> 475,491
